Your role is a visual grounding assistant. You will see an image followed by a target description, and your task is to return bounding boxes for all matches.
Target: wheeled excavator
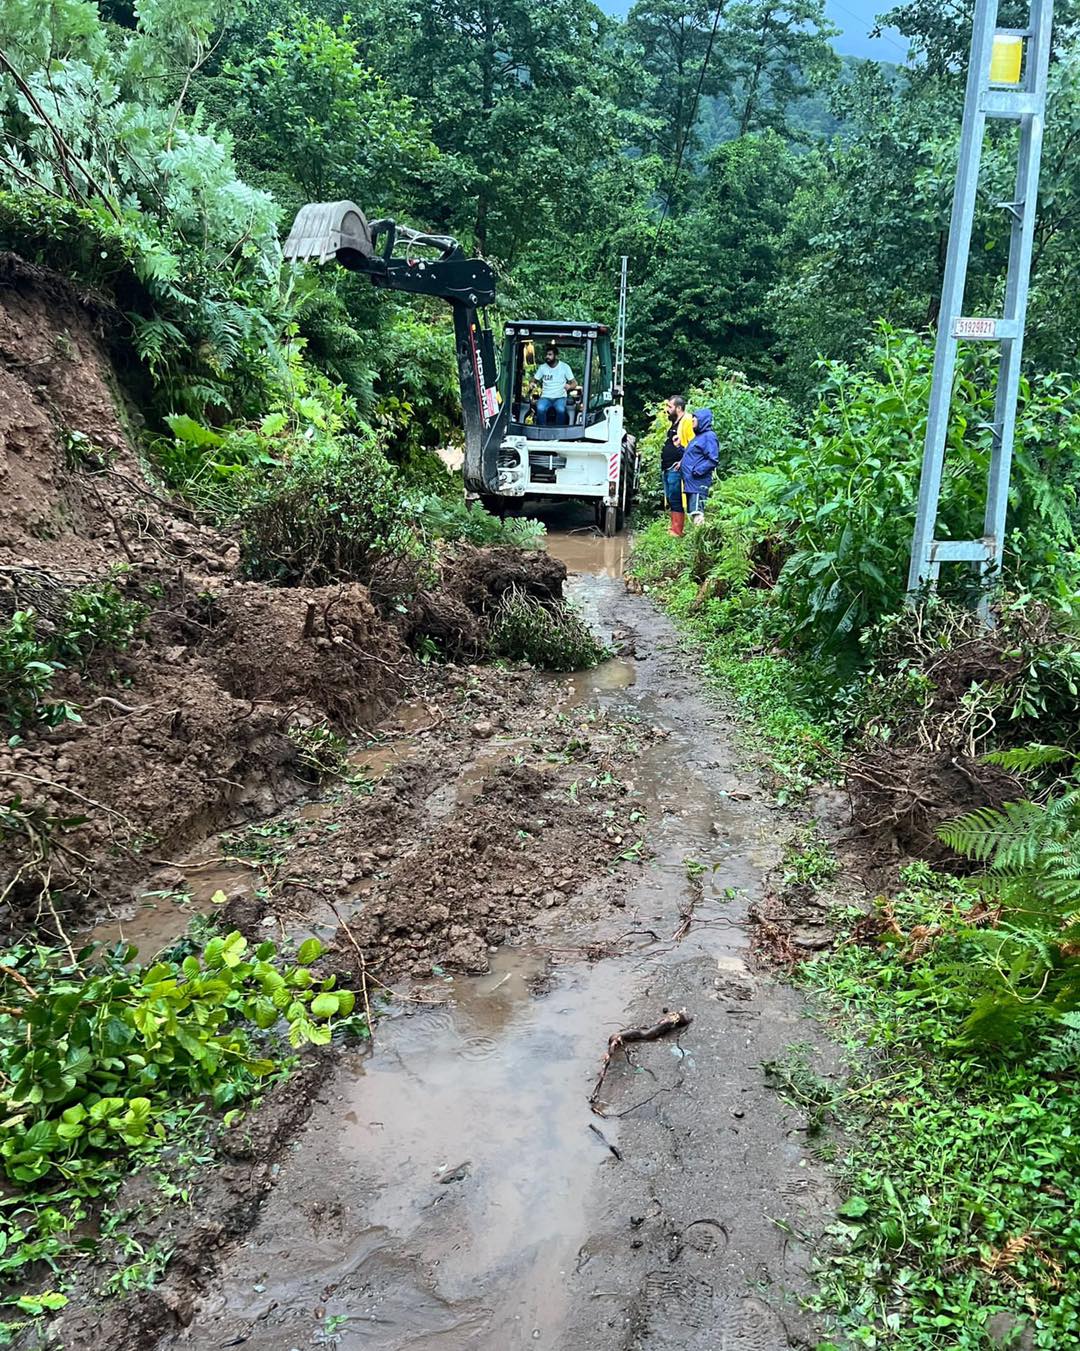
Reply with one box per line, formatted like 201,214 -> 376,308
283,201 -> 637,535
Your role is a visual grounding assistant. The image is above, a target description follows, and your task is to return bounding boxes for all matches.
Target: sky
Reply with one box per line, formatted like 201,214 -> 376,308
822,0 -> 906,60
598,0 -> 909,64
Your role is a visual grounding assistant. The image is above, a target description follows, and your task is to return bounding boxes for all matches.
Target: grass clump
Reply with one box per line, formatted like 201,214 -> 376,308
490,587 -> 610,672
631,519 -> 837,799
800,869 -> 1080,1349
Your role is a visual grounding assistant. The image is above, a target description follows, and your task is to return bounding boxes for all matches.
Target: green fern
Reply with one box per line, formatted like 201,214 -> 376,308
983,743 -> 1074,773
936,783 -> 1080,1042
938,797 -> 1060,869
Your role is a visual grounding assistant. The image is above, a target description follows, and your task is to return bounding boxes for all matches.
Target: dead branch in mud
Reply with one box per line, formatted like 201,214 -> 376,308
324,898 -> 375,1040
673,874 -> 705,943
92,466 -> 200,522
86,480 -> 136,563
589,1009 -> 692,1112
588,1122 -> 623,1160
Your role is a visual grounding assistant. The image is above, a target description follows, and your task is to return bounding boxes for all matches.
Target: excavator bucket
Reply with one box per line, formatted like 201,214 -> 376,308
282,201 -> 375,267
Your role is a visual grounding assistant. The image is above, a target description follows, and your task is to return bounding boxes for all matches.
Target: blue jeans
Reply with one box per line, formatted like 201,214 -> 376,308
663,468 -> 684,511
536,396 -> 567,426
685,488 -> 709,516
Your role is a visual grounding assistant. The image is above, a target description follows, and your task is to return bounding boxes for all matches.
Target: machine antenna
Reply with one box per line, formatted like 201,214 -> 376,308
615,255 -> 629,403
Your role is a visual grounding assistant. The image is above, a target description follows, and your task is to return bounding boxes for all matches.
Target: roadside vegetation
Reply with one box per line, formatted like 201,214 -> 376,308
0,931 -> 358,1337
631,331 -> 1080,1344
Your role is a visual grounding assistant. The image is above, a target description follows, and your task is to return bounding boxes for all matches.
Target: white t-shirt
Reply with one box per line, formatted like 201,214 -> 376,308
534,360 -> 574,400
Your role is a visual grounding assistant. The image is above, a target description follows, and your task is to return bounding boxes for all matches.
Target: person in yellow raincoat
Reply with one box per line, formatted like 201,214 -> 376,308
661,396 -> 694,536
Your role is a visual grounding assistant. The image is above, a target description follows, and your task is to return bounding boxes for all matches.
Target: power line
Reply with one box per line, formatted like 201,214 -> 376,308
828,0 -> 910,57
646,0 -> 725,265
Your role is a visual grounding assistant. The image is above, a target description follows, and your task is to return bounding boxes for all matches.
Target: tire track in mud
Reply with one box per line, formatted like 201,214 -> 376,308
91,509 -> 838,1351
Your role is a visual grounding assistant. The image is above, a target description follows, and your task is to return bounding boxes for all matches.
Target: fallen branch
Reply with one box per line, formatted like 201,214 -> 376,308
589,1008 -> 692,1111
325,897 -> 375,1042
0,963 -> 38,998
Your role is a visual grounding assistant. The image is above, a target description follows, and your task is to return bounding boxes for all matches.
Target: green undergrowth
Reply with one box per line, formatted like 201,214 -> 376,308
630,519 -> 837,798
0,929 -> 362,1337
413,494 -> 546,551
490,587 -> 611,672
1,585 -> 146,734
799,870 -> 1080,1349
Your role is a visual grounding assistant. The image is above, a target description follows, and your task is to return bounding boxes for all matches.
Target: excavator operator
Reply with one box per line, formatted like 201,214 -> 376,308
531,344 -> 579,426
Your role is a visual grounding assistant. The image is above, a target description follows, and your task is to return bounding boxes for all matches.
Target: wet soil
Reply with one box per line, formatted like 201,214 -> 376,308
85,505 -> 839,1351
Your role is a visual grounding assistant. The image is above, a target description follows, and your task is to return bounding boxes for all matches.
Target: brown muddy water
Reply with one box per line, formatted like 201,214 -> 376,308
160,505 -> 830,1351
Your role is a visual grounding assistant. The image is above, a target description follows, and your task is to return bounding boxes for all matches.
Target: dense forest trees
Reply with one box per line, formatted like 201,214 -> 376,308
1,0 -> 1079,433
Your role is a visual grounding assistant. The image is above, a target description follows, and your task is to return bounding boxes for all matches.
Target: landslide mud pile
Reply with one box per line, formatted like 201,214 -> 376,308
0,256 -> 567,938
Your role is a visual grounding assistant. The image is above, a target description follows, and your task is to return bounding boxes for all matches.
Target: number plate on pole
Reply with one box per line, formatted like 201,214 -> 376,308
952,316 -> 999,339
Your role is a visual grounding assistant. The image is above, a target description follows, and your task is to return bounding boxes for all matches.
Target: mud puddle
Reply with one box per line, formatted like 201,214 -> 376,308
545,527 -> 630,581
204,945 -> 648,1349
155,514 -> 833,1351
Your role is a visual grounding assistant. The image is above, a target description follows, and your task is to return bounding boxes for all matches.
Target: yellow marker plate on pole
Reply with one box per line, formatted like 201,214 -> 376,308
990,34 -> 1024,85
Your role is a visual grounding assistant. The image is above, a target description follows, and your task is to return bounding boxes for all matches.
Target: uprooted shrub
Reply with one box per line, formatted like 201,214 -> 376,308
847,597 -> 1080,757
238,435 -> 413,585
413,494 -> 546,550
490,587 -> 610,671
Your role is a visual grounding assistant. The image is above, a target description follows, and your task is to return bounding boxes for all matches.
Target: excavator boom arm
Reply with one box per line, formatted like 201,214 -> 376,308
283,201 -> 503,494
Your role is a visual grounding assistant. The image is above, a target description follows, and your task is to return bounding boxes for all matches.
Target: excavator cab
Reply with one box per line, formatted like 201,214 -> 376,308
493,321 -> 635,533
500,322 -> 614,435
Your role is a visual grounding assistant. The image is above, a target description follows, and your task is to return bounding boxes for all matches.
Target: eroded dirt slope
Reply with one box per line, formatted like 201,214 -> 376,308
0,257 -> 571,942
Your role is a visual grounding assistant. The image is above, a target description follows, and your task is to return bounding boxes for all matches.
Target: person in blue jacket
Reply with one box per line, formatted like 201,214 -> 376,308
681,408 -> 719,525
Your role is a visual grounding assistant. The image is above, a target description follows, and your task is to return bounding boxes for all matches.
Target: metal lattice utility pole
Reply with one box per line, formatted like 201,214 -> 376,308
907,0 -> 1054,604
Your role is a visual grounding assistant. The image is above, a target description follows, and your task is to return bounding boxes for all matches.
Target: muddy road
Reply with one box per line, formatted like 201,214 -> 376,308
94,508 -> 833,1351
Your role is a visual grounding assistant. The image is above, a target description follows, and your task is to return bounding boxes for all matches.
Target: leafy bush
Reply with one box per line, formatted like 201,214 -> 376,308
239,435 -> 412,584
0,588 -> 144,733
775,326 -> 1080,661
414,494 -> 546,550
0,931 -> 360,1319
53,585 -> 145,666
0,612 -> 67,732
490,588 -> 609,671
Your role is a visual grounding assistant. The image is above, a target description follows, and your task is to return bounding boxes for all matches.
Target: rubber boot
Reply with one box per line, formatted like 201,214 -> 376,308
669,511 -> 685,537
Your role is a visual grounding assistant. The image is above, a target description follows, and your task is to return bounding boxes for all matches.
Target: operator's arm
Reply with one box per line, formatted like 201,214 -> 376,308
564,362 -> 580,389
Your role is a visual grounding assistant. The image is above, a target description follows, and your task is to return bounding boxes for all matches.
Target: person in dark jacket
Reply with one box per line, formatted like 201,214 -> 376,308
661,395 -> 694,536
680,408 -> 719,526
